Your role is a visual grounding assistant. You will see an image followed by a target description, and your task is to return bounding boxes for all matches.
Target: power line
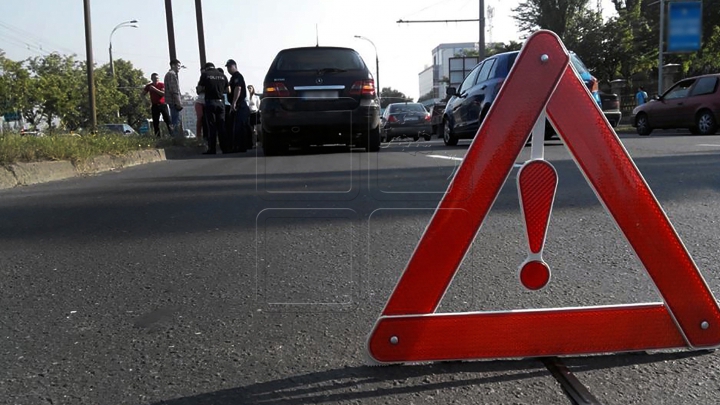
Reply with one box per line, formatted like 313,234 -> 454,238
0,20 -> 78,56
401,0 -> 457,19
0,29 -> 50,55
0,34 -> 50,57
397,18 -> 480,23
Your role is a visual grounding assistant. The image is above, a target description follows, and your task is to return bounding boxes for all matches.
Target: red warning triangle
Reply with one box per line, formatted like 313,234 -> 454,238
366,30 -> 720,364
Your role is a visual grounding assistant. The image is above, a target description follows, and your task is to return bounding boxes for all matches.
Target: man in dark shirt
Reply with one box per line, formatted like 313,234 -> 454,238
226,59 -> 251,152
197,62 -> 229,154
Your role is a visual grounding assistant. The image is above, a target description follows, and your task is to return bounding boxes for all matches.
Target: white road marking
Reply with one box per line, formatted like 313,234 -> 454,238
698,144 -> 720,147
426,154 -> 463,161
426,155 -> 523,168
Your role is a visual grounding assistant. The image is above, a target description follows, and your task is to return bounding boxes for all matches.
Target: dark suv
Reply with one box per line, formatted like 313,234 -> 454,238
260,46 -> 381,155
440,51 -> 608,145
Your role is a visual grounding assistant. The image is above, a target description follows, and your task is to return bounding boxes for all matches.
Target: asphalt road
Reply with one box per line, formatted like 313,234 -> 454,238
2,129 -> 720,405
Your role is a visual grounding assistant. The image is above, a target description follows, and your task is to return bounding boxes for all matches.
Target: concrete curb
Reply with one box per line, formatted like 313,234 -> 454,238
0,147 -> 183,190
9,161 -> 77,186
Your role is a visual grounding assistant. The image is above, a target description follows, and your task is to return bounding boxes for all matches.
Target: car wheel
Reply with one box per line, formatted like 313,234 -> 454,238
696,110 -> 718,135
443,119 -> 458,146
366,126 -> 381,152
635,113 -> 652,136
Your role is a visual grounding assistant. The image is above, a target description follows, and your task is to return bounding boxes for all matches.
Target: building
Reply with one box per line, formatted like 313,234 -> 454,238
418,42 -> 479,102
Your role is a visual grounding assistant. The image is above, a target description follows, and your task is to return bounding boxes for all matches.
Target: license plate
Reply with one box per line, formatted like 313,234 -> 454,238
404,116 -> 418,121
301,91 -> 338,100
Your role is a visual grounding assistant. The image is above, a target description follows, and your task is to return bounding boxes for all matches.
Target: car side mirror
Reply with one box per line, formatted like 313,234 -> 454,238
446,87 -> 457,96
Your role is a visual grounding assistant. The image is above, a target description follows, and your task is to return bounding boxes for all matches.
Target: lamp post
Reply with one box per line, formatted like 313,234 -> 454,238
109,19 -> 138,79
354,35 -> 379,97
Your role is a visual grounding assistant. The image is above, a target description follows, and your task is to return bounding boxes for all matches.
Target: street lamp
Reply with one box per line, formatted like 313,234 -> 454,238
354,35 -> 379,98
109,19 -> 138,79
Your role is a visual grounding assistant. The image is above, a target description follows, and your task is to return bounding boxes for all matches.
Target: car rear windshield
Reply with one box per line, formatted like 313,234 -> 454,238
389,104 -> 426,113
274,49 -> 365,71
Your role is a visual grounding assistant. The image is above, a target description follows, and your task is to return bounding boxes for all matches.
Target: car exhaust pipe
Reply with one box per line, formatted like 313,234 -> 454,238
291,127 -> 300,133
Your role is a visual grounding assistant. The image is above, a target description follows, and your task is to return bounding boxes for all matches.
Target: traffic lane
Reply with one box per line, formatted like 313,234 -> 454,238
151,146 -> 720,404
205,140 -> 720,405
373,136 -> 720,405
0,151 -> 567,405
2,139 -> 719,404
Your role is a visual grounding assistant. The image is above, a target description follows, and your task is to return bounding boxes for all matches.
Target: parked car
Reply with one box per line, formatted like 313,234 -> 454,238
101,124 -> 138,136
260,46 -> 381,155
632,74 -> 719,136
440,50 -> 609,146
600,92 -> 622,128
381,102 -> 433,142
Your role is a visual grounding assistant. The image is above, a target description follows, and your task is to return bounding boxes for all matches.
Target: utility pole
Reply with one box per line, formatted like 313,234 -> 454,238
396,0 -> 486,59
479,0 -> 485,60
195,0 -> 206,67
164,0 -> 177,62
83,0 -> 97,131
658,0 -> 665,96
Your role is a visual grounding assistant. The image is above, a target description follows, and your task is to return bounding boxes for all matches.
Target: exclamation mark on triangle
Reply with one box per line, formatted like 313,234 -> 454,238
517,159 -> 558,291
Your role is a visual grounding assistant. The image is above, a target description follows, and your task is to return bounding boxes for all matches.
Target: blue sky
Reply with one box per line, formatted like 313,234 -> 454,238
0,0 -> 617,100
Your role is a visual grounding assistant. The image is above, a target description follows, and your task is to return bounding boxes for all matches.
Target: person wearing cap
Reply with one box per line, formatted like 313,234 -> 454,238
226,59 -> 250,152
142,73 -> 172,137
196,62 -> 229,154
164,59 -> 183,137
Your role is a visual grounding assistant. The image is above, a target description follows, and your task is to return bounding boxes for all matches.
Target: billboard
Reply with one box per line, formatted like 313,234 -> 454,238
667,1 -> 702,53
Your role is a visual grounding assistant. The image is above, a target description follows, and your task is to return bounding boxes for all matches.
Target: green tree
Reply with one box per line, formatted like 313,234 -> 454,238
110,59 -> 151,129
25,53 -> 85,132
380,87 -> 413,108
417,91 -> 435,103
512,0 -> 591,39
486,41 -> 523,56
683,25 -> 720,76
75,62 -> 127,130
0,50 -> 36,125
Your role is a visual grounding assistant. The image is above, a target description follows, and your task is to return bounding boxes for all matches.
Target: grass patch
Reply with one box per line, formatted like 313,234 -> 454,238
0,131 -> 200,166
614,124 -> 635,133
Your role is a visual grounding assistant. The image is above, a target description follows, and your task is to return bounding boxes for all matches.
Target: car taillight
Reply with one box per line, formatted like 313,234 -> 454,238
425,113 -> 431,122
388,115 -> 398,123
350,80 -> 376,96
265,82 -> 290,97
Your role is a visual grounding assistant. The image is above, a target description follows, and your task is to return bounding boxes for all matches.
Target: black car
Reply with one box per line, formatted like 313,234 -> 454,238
260,46 -> 381,155
440,51 -> 611,146
381,102 -> 433,142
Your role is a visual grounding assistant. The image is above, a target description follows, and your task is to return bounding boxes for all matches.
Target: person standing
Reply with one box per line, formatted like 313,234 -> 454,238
636,86 -> 648,106
194,65 -> 211,142
247,84 -> 261,149
196,62 -> 229,155
226,59 -> 250,153
164,59 -> 183,137
218,67 -> 234,153
142,73 -> 172,137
